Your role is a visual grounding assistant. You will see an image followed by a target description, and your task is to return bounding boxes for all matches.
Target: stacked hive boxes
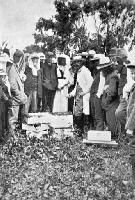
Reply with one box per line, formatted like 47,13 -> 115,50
22,112 -> 73,138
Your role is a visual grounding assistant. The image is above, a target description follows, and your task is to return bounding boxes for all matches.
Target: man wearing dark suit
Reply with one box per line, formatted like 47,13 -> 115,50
42,52 -> 58,112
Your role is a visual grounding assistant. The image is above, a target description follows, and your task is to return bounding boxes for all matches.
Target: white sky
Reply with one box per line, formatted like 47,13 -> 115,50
0,0 -> 97,50
0,0 -> 56,49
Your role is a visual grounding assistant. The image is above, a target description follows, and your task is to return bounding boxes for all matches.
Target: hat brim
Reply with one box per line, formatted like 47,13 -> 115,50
90,57 -> 100,61
97,62 -> 112,70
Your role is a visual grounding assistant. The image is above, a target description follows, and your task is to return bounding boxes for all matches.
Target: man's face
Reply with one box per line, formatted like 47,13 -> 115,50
130,68 -> 135,81
71,62 -> 79,73
31,58 -> 39,68
46,56 -> 53,66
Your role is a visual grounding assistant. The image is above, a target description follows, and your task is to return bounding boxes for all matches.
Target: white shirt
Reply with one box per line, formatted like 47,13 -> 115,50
70,65 -> 93,96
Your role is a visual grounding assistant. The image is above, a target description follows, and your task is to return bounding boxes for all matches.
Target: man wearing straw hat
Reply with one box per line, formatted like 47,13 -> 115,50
96,56 -> 119,139
109,48 -> 129,140
67,55 -> 93,137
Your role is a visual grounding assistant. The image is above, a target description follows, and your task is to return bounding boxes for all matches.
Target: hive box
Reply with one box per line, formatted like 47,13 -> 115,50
87,130 -> 111,142
26,112 -> 73,128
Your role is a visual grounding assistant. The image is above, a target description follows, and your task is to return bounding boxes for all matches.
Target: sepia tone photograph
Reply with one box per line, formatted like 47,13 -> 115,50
0,0 -> 135,199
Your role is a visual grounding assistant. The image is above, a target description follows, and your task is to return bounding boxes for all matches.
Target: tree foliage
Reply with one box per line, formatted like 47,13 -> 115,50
34,0 -> 135,55
35,0 -> 90,54
24,44 -> 42,54
83,0 -> 135,54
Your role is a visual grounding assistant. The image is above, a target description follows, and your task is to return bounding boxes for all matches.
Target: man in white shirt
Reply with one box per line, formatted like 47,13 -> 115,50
67,56 -> 93,137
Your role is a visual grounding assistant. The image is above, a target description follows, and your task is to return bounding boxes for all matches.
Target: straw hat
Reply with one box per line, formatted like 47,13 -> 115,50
96,54 -> 112,70
88,50 -> 96,56
71,55 -> 86,63
109,47 -> 130,63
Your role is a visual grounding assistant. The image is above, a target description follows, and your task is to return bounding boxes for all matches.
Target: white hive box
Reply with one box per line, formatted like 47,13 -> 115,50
87,130 -> 111,142
26,112 -> 73,129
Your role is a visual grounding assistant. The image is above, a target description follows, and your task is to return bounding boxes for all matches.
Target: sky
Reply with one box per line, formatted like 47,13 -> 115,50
0,0 -> 56,49
0,0 -> 97,50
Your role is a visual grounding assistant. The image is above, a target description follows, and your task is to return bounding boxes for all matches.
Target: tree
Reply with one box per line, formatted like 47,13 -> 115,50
35,0 -> 90,54
83,0 -> 135,54
35,0 -> 135,55
24,44 -> 42,54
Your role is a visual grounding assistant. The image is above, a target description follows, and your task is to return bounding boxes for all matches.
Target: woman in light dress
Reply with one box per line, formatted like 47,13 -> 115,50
53,54 -> 73,113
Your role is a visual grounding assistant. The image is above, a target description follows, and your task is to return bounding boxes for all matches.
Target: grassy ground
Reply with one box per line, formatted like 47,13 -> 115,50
0,131 -> 135,200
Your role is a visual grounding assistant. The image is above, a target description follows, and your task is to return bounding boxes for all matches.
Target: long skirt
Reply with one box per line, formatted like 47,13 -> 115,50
53,85 -> 68,113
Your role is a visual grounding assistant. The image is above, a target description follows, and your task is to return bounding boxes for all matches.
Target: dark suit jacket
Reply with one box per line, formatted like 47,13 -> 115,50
101,73 -> 119,111
42,62 -> 58,91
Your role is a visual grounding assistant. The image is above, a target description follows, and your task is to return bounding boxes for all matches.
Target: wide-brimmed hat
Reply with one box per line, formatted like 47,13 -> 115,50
90,54 -> 100,62
80,52 -> 89,58
71,55 -> 86,63
88,50 -> 96,56
109,47 -> 130,63
96,54 -> 112,70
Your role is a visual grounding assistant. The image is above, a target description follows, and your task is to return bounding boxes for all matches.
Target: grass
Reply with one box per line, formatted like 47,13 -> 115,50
0,131 -> 135,200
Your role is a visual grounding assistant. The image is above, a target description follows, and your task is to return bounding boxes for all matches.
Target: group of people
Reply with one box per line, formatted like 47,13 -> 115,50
1,44 -> 135,181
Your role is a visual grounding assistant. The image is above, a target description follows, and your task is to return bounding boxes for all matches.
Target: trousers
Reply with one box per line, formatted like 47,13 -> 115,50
90,96 -> 104,130
25,90 -> 37,115
42,88 -> 56,112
